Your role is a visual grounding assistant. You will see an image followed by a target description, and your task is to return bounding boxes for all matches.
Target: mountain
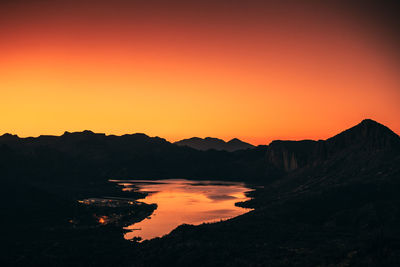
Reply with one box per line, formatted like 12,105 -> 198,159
3,119 -> 400,266
266,119 -> 400,172
174,137 -> 255,151
134,119 -> 400,266
0,131 -> 268,184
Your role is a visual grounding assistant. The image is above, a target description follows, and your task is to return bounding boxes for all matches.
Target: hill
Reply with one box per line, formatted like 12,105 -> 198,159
0,131 -> 268,184
3,119 -> 400,266
135,119 -> 400,266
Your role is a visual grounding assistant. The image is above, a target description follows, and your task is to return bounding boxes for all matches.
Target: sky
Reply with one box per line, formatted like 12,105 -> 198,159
1,0 -> 399,145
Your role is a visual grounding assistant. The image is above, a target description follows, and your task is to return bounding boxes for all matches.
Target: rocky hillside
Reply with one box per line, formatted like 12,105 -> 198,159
265,119 -> 400,172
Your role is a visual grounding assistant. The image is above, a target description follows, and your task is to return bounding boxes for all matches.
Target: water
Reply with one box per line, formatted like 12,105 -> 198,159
112,179 -> 253,241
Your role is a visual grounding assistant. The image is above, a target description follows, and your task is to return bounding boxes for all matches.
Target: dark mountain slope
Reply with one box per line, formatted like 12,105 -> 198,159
175,137 -> 254,152
1,131 -> 269,266
135,119 -> 400,266
266,140 -> 317,171
265,119 -> 400,172
0,131 -> 269,184
324,119 -> 400,153
3,119 -> 400,266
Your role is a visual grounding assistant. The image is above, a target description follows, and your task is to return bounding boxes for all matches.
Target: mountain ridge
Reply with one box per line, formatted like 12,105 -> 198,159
135,119 -> 400,266
1,118 -> 398,182
265,119 -> 400,172
174,137 -> 255,152
4,118 -> 400,266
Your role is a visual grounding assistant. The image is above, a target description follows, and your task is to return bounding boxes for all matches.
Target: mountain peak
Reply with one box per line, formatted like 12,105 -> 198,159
0,133 -> 19,142
61,130 -> 106,141
227,138 -> 241,143
319,119 -> 400,159
330,119 -> 399,142
360,118 -> 377,124
359,118 -> 390,130
266,119 -> 400,172
1,133 -> 19,138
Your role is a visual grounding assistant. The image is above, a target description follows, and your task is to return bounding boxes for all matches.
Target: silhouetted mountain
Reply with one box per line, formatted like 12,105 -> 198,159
322,118 -> 400,155
175,137 -> 254,151
3,119 -> 400,266
1,119 -> 397,184
134,119 -> 400,266
266,119 -> 400,172
0,131 -> 268,184
245,119 -> 400,204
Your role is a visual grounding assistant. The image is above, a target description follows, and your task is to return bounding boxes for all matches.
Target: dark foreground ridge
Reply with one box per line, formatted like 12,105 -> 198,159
2,119 -> 400,266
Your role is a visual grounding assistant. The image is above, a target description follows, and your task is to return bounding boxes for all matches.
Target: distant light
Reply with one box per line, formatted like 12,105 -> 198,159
98,216 -> 108,224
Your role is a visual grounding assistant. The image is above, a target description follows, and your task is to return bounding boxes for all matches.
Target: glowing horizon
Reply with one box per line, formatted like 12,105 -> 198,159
1,1 -> 399,145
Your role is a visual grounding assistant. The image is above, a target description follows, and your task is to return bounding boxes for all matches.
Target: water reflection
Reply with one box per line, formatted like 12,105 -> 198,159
111,179 -> 253,241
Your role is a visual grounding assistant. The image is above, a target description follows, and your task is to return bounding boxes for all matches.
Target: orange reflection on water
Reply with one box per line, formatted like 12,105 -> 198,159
119,179 -> 253,241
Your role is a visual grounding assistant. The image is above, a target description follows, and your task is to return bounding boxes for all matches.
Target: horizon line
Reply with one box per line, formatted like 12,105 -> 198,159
1,118 -> 398,146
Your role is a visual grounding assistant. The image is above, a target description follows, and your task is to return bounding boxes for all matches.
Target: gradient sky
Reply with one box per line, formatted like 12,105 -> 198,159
1,0 -> 399,144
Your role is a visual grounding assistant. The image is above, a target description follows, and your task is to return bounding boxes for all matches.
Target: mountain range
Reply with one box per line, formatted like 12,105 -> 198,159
174,137 -> 254,151
3,118 -> 400,266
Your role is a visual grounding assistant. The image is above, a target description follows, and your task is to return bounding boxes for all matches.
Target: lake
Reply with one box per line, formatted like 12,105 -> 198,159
111,179 -> 253,241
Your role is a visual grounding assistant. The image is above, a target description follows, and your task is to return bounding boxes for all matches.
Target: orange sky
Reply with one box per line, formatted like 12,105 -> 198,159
0,0 -> 399,145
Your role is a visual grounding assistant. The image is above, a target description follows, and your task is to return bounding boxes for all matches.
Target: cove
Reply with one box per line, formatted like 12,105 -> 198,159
111,179 -> 253,241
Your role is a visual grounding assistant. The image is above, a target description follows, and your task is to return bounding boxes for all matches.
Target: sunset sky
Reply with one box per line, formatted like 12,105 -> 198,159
1,0 -> 399,144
